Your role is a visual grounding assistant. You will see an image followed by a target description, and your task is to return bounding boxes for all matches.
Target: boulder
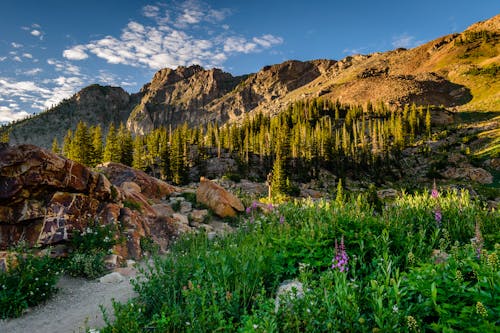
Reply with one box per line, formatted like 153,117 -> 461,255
99,271 -> 125,283
190,209 -> 209,224
274,280 -> 305,313
468,167 -> 493,184
442,166 -> 492,184
96,162 -> 179,199
196,177 -> 244,218
0,144 -> 178,260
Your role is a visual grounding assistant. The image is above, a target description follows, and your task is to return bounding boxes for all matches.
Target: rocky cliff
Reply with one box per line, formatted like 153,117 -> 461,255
2,14 -> 498,143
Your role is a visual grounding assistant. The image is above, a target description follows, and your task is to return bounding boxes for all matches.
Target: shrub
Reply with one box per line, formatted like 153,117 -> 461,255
0,252 -> 61,318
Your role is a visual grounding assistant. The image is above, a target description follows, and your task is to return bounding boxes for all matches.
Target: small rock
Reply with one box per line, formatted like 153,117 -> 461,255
173,213 -> 189,226
274,280 -> 304,313
99,272 -> 125,283
126,259 -> 136,268
104,254 -> 119,270
190,209 -> 209,224
207,232 -> 217,240
180,201 -> 193,214
377,188 -> 399,200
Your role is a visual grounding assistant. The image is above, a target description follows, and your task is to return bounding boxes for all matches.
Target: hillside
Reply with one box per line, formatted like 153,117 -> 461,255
0,14 -> 498,146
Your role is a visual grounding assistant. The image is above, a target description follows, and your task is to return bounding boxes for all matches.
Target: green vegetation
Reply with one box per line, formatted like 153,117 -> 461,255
465,64 -> 500,77
57,100 -> 433,189
64,220 -> 119,279
100,189 -> 499,332
0,250 -> 61,319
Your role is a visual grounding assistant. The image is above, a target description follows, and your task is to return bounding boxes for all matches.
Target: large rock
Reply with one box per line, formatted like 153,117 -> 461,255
96,162 -> 178,200
0,144 -> 116,248
0,144 -> 178,260
196,177 -> 244,218
442,166 -> 493,184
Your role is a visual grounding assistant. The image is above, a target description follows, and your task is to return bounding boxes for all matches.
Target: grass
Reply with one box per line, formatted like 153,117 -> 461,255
100,189 -> 500,332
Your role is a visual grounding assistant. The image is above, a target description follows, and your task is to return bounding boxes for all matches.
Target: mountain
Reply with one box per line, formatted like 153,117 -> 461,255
4,84 -> 136,148
1,14 -> 498,146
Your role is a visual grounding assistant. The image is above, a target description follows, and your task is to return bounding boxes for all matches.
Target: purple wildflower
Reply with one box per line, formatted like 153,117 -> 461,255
268,203 -> 274,211
331,236 -> 349,272
279,215 -> 285,224
252,201 -> 258,209
435,209 -> 442,227
473,222 -> 483,260
245,206 -> 251,214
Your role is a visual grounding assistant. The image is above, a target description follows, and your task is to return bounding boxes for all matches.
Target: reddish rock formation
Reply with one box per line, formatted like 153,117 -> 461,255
196,177 -> 244,218
96,162 -> 179,200
0,144 -> 177,260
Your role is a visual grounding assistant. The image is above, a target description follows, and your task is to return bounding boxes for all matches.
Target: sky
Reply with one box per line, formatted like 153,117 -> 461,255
0,0 -> 498,123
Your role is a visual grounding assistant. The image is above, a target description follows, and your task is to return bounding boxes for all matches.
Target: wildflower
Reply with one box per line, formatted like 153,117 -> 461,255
431,180 -> 439,199
267,203 -> 274,211
476,301 -> 488,318
455,270 -> 463,282
487,252 -> 499,269
407,252 -> 415,266
332,236 -> 349,272
252,201 -> 258,209
472,222 -> 483,259
434,209 -> 442,227
406,316 -> 419,332
279,215 -> 285,224
392,305 -> 399,313
245,206 -> 251,214
253,324 -> 259,329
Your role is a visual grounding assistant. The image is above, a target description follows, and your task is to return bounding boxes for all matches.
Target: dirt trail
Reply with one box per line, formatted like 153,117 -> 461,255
0,269 -> 138,333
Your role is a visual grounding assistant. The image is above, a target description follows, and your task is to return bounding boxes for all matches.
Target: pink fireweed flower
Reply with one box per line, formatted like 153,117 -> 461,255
431,180 -> 439,199
332,236 -> 349,272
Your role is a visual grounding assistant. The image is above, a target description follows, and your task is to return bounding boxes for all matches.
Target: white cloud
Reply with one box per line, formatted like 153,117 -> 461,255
62,1 -> 282,70
47,59 -> 82,76
143,5 -> 160,18
63,45 -> 89,60
11,42 -> 23,48
392,33 -> 424,49
31,30 -> 41,37
22,53 -> 33,59
13,56 -> 22,62
0,57 -> 6,62
0,106 -> 30,123
22,68 -> 43,76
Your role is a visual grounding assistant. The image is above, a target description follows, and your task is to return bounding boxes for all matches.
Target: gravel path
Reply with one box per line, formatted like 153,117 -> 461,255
0,268 -> 138,333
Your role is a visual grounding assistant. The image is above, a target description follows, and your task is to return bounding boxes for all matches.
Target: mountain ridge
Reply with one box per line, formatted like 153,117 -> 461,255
1,14 -> 498,147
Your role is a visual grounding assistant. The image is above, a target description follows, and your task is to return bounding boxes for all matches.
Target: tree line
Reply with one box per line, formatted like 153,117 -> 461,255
55,99 -> 433,193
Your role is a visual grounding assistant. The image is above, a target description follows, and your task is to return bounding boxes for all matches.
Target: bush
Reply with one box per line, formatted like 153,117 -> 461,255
65,252 -> 106,280
0,252 -> 61,318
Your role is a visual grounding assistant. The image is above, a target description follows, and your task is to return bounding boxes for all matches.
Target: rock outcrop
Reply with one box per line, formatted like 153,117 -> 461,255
196,177 -> 244,218
0,144 -> 177,260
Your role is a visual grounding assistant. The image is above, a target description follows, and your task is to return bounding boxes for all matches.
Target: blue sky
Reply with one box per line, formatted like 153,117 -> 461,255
0,0 -> 498,123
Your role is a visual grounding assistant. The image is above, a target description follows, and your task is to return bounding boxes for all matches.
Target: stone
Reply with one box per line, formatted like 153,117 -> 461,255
104,254 -> 119,270
96,162 -> 179,200
274,280 -> 305,313
99,271 -> 125,283
468,167 -> 493,184
151,203 -> 174,217
377,189 -> 399,200
196,177 -> 244,218
180,201 -> 193,214
190,209 -> 209,224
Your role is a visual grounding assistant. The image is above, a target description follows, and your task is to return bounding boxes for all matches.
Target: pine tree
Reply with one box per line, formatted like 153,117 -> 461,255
62,129 -> 73,158
51,137 -> 60,154
0,130 -> 9,143
169,128 -> 187,185
425,107 -> 432,139
90,125 -> 103,167
103,123 -> 121,163
271,153 -> 286,197
117,123 -> 133,166
336,178 -> 344,205
132,135 -> 147,171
